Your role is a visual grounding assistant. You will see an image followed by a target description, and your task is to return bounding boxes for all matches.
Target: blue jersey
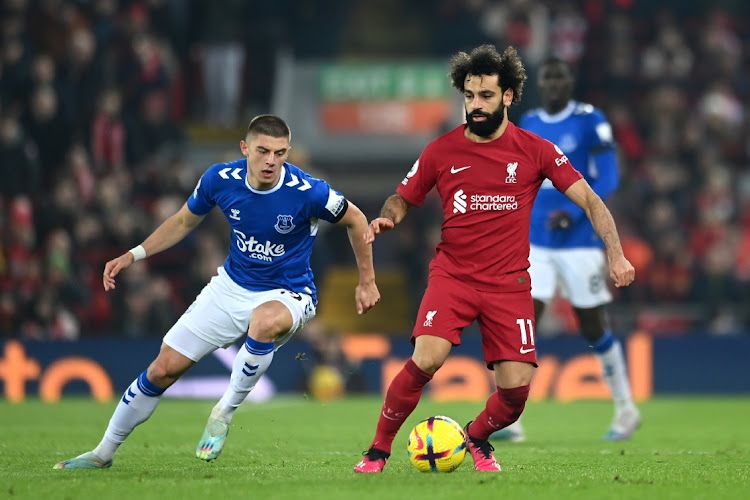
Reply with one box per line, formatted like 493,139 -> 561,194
187,159 -> 347,304
520,101 -> 618,249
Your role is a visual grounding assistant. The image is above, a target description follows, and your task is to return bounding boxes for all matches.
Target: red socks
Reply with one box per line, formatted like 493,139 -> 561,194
370,359 -> 433,454
468,385 -> 530,440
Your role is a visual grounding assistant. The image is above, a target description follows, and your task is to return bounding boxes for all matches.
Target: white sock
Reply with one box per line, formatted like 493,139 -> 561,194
211,337 -> 274,424
93,371 -> 165,461
593,334 -> 635,413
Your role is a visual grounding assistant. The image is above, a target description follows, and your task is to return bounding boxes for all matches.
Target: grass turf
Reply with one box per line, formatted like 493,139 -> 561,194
1,396 -> 749,499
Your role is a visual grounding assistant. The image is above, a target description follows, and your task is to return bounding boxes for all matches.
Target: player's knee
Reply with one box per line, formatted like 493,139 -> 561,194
146,362 -> 175,387
248,322 -> 286,343
248,308 -> 292,343
574,306 -> 606,343
146,357 -> 188,387
411,353 -> 446,375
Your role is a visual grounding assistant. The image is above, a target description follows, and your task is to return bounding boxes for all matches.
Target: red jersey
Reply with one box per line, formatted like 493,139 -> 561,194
397,122 -> 583,292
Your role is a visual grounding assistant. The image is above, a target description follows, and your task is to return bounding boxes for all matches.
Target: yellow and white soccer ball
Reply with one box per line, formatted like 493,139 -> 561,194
406,416 -> 467,472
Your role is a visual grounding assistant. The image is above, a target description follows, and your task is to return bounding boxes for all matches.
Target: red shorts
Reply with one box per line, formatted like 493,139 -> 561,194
411,274 -> 537,368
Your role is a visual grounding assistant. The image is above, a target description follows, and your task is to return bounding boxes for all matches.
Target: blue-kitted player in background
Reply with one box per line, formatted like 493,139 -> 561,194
493,57 -> 640,442
54,114 -> 380,469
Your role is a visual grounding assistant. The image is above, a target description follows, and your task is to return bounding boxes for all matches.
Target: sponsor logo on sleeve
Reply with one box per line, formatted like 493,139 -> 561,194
325,189 -> 345,217
401,158 -> 419,185
553,144 -> 570,166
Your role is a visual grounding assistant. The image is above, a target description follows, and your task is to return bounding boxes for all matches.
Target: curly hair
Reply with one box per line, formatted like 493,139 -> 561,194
449,45 -> 527,105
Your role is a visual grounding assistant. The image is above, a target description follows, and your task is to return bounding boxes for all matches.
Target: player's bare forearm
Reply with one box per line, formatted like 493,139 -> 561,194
337,201 -> 380,313
365,194 -> 411,244
586,196 -> 623,261
139,204 -> 205,258
563,179 -> 634,287
103,203 -> 205,291
379,194 -> 410,225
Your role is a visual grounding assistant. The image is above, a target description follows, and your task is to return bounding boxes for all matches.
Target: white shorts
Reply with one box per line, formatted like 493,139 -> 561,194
529,245 -> 612,309
164,267 -> 316,362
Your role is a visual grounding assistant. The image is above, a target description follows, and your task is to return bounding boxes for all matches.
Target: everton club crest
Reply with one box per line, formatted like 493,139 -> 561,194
274,214 -> 295,234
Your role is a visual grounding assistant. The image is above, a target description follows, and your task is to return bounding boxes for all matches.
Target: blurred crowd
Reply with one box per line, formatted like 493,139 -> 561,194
1,0 -> 749,339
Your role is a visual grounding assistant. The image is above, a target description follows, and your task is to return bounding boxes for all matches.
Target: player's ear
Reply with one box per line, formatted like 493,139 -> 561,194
240,140 -> 248,156
504,88 -> 514,105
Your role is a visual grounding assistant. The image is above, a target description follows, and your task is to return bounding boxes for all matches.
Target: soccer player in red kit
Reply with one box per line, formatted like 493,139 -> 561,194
353,45 -> 635,473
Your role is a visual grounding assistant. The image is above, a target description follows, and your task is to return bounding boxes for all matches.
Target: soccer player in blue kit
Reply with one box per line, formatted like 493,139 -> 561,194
54,114 -> 381,469
494,57 -> 640,442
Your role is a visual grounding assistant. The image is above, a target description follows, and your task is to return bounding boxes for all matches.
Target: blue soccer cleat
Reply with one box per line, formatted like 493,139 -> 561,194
53,451 -> 112,469
196,418 -> 229,461
603,407 -> 641,441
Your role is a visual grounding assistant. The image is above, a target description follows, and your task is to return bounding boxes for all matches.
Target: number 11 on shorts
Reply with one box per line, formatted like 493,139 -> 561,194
516,318 -> 535,352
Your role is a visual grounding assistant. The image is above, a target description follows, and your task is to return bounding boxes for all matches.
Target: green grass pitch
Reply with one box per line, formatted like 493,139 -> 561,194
1,396 -> 748,499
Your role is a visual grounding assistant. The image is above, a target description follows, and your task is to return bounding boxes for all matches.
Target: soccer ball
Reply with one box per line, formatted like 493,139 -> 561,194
406,416 -> 467,472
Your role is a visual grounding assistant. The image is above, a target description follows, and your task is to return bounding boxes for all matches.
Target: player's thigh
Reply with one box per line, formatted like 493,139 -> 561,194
169,272 -> 253,354
528,245 -> 558,303
253,289 -> 316,349
554,248 -> 612,308
477,290 -> 537,368
411,274 -> 481,346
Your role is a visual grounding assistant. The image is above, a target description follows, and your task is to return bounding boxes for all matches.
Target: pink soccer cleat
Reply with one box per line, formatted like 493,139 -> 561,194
464,422 -> 502,471
353,448 -> 390,473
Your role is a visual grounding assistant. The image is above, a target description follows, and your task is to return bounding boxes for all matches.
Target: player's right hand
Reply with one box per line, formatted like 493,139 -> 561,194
609,255 -> 635,288
355,279 -> 380,315
102,252 -> 136,291
365,217 -> 395,244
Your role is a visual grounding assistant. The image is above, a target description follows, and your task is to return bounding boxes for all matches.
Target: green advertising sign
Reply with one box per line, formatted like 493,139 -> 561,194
318,63 -> 453,101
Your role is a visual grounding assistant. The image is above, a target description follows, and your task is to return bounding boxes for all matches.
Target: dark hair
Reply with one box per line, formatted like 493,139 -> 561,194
539,56 -> 575,78
246,114 -> 291,140
449,45 -> 527,105
541,55 -> 570,69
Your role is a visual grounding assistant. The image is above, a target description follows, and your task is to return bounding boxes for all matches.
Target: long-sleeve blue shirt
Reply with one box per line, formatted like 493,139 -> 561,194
520,100 -> 619,249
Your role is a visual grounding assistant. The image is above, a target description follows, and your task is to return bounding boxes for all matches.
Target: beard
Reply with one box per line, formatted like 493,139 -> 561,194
465,107 -> 505,138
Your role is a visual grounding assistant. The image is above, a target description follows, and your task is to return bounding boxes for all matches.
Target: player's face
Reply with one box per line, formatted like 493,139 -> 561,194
538,62 -> 574,112
464,74 -> 506,138
240,133 -> 290,190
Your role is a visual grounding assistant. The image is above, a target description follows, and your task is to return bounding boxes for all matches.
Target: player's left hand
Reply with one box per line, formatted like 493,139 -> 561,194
547,210 -> 572,230
609,255 -> 635,288
355,280 -> 380,314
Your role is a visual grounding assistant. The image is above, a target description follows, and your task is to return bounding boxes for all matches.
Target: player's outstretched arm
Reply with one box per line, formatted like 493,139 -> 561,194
336,200 -> 380,314
563,179 -> 635,288
365,194 -> 412,244
103,203 -> 206,291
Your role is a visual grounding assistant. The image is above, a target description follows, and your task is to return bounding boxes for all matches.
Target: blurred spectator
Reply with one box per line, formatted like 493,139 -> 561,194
62,27 -> 105,143
0,115 -> 40,196
91,87 -> 126,172
22,85 -> 75,186
190,0 -> 248,127
640,19 -> 693,82
125,89 -> 183,165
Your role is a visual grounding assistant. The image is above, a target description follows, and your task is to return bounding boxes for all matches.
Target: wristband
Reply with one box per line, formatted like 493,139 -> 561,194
128,245 -> 147,262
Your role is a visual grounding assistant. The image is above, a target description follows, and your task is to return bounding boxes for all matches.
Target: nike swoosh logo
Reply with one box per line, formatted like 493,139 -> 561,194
450,166 -> 472,174
382,412 -> 399,421
520,347 -> 535,354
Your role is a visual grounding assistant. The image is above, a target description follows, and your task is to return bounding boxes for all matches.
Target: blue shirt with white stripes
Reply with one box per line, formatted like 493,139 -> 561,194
187,159 -> 347,304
